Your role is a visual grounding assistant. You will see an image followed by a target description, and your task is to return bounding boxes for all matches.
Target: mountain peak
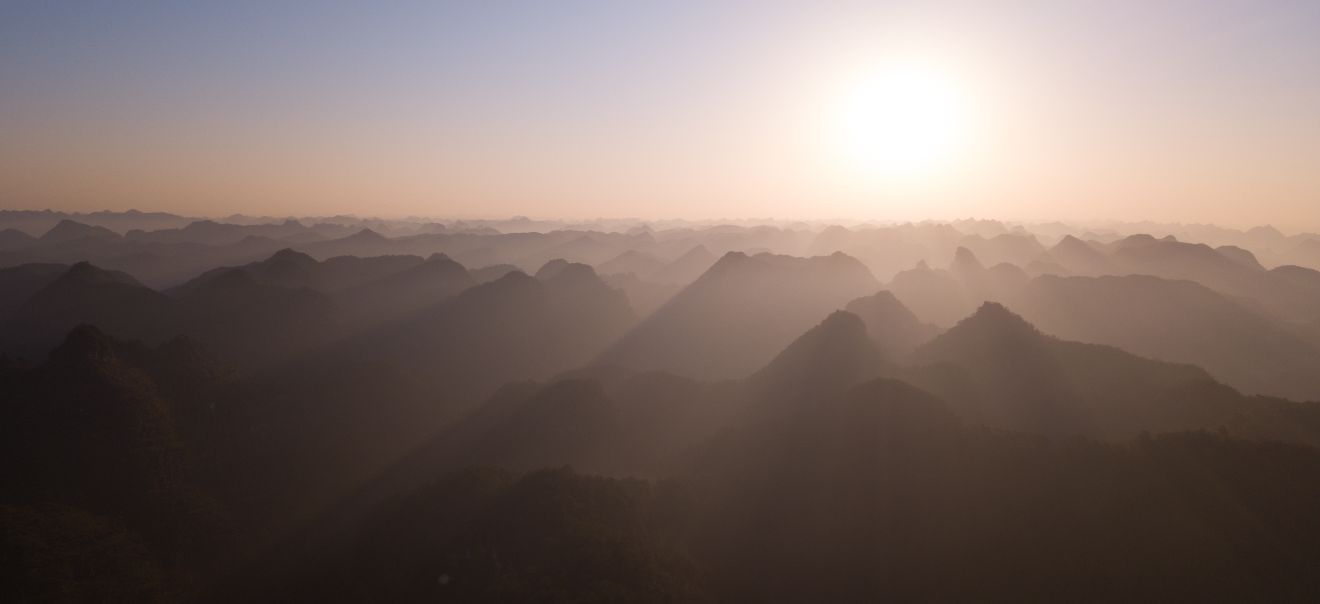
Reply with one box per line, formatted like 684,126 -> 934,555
543,262 -> 601,287
816,309 -> 868,336
41,219 -> 120,242
1247,225 -> 1284,239
845,290 -> 916,322
681,244 -> 712,258
958,302 -> 1038,338
1053,234 -> 1091,251
1215,245 -> 1264,271
951,246 -> 984,272
648,244 -> 718,285
535,258 -> 571,280
1116,234 -> 1158,248
753,310 -> 882,397
713,250 -> 750,266
265,248 -> 317,266
350,228 -> 386,240
695,251 -> 753,281
845,291 -> 941,358
970,300 -> 1025,320
913,302 -> 1045,369
0,228 -> 37,246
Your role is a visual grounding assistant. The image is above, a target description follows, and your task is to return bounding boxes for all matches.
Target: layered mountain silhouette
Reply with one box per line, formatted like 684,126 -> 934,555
748,311 -> 887,405
0,228 -> 36,249
843,291 -> 942,358
0,262 -> 66,317
602,251 -> 880,379
40,219 -> 121,243
888,247 -> 1026,326
650,244 -> 717,285
597,249 -> 665,278
174,248 -> 422,295
907,302 -> 1320,441
1039,234 -> 1114,275
1009,274 -> 1320,400
171,265 -> 338,367
10,212 -> 1320,601
215,263 -> 639,504
1,262 -> 184,357
333,253 -> 475,326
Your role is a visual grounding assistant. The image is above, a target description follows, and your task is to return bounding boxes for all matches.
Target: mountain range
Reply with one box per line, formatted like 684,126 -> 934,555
8,212 -> 1320,601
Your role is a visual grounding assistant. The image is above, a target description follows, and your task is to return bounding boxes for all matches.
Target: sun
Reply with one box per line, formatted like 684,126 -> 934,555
830,59 -> 972,184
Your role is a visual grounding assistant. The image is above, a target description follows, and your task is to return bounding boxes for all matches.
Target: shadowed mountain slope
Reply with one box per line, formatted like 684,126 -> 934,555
844,291 -> 942,358
909,302 -> 1320,441
650,244 -> 717,285
0,327 -> 234,599
333,253 -> 475,327
1,262 -> 184,358
1009,274 -> 1320,401
602,251 -> 879,379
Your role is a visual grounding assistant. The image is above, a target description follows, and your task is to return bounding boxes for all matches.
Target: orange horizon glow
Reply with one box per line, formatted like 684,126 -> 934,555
1,2 -> 1318,230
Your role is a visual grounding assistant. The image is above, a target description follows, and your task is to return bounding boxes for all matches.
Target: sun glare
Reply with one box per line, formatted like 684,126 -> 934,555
830,59 -> 972,184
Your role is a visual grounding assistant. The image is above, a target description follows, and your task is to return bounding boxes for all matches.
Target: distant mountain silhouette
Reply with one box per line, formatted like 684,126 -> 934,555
843,291 -> 941,358
650,244 -> 717,285
956,232 -> 1046,266
530,234 -> 621,267
888,248 -> 1027,326
296,228 -> 401,258
1009,274 -> 1320,400
1102,235 -> 1320,321
174,248 -> 422,295
334,253 -> 475,326
39,219 -> 121,243
1287,239 -> 1320,269
601,272 -> 682,318
12,213 -> 1320,601
172,265 -> 338,367
749,311 -> 886,405
0,228 -> 36,249
887,260 -> 968,326
597,249 -> 665,278
226,266 -> 638,501
603,251 -> 880,379
126,219 -> 310,246
909,302 -> 1320,441
1,262 -> 183,357
0,256 -> 355,368
469,263 -> 520,283
1041,234 -> 1114,275
533,257 -> 572,280
1216,244 -> 1265,270
0,263 -> 66,318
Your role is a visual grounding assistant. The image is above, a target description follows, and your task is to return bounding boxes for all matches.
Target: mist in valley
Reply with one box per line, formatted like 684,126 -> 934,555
7,1 -> 1320,601
6,212 -> 1320,601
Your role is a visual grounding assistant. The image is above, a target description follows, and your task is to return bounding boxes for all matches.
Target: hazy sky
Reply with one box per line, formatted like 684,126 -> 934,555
2,1 -> 1319,227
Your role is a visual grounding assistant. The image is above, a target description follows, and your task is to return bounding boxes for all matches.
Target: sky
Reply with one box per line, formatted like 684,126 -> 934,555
2,0 -> 1319,228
